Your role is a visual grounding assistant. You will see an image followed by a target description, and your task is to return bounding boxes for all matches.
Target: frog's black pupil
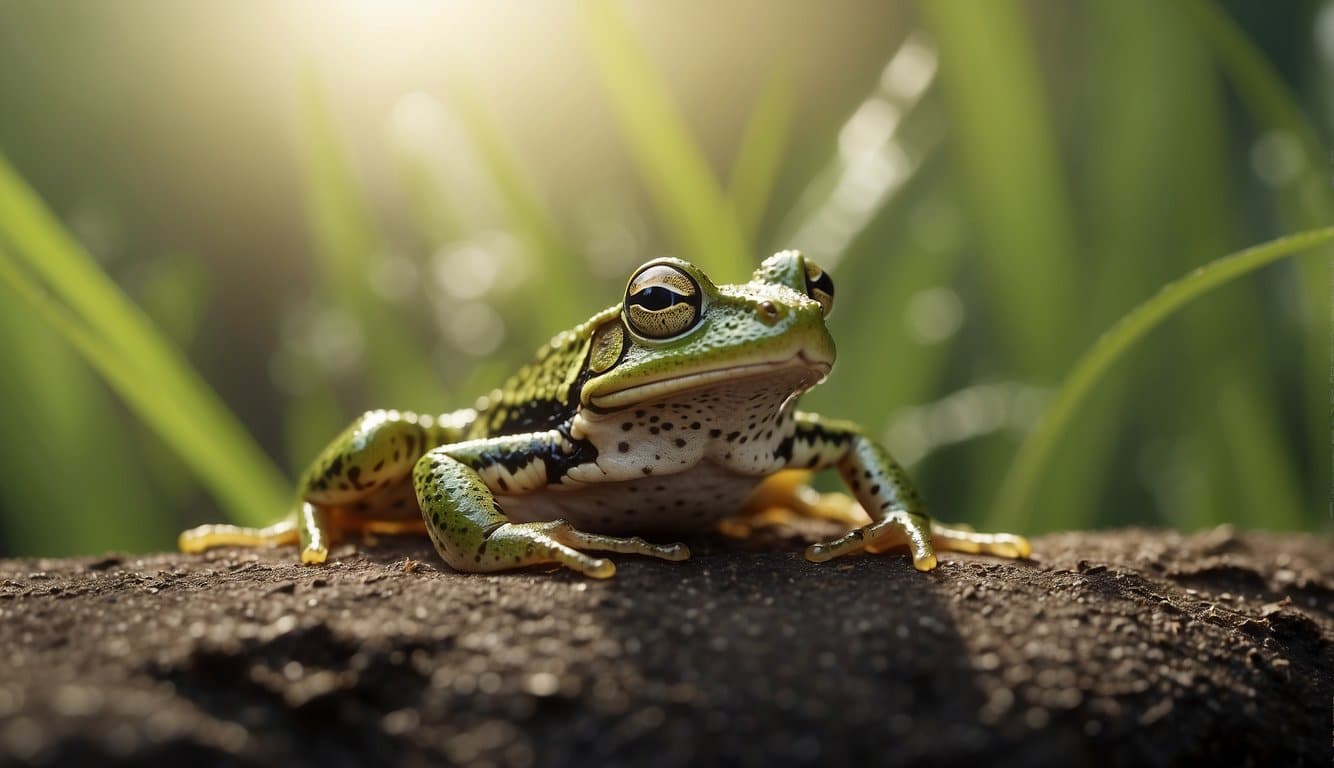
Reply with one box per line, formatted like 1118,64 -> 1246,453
807,272 -> 834,299
633,286 -> 681,311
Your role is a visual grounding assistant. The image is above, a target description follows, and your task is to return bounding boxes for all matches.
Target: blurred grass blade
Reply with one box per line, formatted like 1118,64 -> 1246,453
0,154 -> 289,525
447,78 -> 583,326
1177,0 -> 1334,512
727,63 -> 796,250
917,0 -> 1079,377
993,226 -> 1334,529
0,279 -> 158,554
0,246 -> 285,526
580,0 -> 751,280
1176,0 -> 1330,212
298,74 -> 443,409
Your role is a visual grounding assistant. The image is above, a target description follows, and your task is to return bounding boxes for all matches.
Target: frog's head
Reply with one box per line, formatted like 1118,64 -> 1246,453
580,250 -> 836,413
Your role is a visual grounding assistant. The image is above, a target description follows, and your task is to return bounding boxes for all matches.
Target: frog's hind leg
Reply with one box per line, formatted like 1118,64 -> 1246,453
293,409 -> 457,564
178,516 -> 299,553
722,469 -> 870,538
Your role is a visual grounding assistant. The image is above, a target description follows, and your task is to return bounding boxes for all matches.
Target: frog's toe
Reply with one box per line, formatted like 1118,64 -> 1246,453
178,519 -> 300,554
929,523 -> 1031,560
300,545 -> 329,565
553,525 -> 691,562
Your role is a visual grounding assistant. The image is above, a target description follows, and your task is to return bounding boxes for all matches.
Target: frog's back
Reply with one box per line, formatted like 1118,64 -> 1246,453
466,306 -> 619,439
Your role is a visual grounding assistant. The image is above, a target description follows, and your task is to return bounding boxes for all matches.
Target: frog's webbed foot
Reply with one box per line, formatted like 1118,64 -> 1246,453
485,520 -> 690,579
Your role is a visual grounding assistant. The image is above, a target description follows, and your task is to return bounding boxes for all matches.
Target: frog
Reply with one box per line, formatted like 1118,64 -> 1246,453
180,251 -> 1030,577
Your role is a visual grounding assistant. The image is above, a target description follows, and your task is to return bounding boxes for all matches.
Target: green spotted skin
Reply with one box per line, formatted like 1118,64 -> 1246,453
181,250 -> 1031,576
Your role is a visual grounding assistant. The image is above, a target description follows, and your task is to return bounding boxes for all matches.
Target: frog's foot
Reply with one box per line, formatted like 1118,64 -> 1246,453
178,518 -> 299,554
805,512 -> 939,571
482,520 -> 690,579
806,517 -> 1031,570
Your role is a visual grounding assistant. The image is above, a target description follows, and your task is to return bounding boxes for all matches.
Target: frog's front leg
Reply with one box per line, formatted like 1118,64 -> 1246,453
414,432 -> 690,578
786,412 -> 1030,571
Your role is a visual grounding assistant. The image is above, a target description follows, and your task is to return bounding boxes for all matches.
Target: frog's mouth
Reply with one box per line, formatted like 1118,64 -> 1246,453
585,352 -> 831,412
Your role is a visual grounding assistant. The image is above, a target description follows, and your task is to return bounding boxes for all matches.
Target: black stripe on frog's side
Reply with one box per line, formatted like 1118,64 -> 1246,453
783,419 -> 856,468
464,426 -> 600,488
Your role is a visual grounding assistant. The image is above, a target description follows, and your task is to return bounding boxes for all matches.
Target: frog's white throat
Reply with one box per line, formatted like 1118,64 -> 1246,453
584,354 -> 830,412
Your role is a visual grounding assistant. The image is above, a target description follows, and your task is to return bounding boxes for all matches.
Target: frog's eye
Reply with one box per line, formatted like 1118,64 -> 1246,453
624,263 -> 702,339
804,260 -> 835,318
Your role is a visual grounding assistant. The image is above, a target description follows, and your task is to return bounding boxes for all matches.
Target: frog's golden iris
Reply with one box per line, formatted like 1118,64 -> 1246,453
624,262 -> 703,339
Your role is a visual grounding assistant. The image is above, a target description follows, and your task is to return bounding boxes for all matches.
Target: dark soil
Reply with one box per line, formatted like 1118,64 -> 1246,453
0,525 -> 1330,767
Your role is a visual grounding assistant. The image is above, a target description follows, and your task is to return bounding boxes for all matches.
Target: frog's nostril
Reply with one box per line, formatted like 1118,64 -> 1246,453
758,301 -> 781,324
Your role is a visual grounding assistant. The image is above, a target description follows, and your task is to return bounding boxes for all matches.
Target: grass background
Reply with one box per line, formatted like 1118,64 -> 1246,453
0,0 -> 1329,556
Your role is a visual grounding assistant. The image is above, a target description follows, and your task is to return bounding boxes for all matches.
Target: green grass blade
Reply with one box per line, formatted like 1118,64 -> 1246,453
1177,0 -> 1334,528
580,0 -> 751,280
993,226 -> 1334,529
446,80 -> 585,328
0,278 -> 159,554
0,154 -> 290,525
727,63 -> 796,250
298,74 -> 443,410
917,0 -> 1079,377
0,246 -> 285,526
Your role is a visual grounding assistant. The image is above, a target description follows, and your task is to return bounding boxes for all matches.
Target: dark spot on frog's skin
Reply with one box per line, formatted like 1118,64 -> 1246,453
618,442 -> 630,453
498,477 -> 510,492
870,484 -> 881,496
808,456 -> 820,468
650,427 -> 660,435
373,460 -> 385,472
393,450 -> 401,462
622,422 -> 633,432
642,467 -> 653,476
635,410 -> 646,418
726,432 -> 740,442
654,454 -> 661,461
393,498 -> 408,509
709,429 -> 722,438
690,422 -> 701,430
650,415 -> 660,423
338,482 -> 350,491
739,436 -> 748,444
326,455 -> 344,477
662,422 -> 673,431
674,438 -> 686,448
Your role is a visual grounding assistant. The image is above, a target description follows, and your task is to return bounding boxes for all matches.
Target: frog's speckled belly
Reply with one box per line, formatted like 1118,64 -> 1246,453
497,461 -> 763,535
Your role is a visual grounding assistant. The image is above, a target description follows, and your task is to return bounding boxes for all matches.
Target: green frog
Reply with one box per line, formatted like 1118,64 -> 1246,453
180,251 -> 1030,577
